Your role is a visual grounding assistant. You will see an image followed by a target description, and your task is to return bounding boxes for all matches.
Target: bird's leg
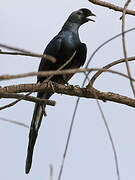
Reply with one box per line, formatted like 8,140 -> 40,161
62,75 -> 69,85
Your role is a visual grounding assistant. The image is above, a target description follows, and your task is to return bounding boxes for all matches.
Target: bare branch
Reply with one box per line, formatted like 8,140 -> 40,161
1,82 -> 135,108
0,92 -> 56,110
1,67 -> 135,82
0,99 -> 21,111
0,44 -> 56,63
0,117 -> 29,128
89,56 -> 135,86
88,0 -> 135,16
121,0 -> 135,97
0,43 -> 36,53
90,85 -> 120,180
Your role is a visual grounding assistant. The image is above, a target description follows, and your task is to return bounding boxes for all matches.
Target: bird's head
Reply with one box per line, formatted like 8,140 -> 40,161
68,8 -> 96,25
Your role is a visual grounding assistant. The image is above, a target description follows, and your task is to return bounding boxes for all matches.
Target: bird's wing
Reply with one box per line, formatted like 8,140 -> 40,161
60,42 -> 87,83
74,42 -> 87,67
38,36 -> 62,82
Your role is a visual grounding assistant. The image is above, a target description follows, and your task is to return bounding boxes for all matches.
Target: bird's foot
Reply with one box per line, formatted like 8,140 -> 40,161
66,84 -> 74,90
47,81 -> 55,93
67,84 -> 80,89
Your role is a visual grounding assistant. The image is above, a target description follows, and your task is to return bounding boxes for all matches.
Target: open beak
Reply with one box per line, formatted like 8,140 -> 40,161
87,13 -> 96,22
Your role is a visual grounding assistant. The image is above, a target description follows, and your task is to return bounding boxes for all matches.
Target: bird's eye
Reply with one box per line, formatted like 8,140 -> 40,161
77,11 -> 82,15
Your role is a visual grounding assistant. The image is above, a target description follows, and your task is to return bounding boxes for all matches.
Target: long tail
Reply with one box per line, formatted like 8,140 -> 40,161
25,92 -> 52,174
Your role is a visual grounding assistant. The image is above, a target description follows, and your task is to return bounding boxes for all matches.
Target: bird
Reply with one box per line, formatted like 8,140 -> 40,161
25,8 -> 95,174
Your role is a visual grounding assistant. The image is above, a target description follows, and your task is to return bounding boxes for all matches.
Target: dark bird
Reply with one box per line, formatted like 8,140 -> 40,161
25,8 -> 95,174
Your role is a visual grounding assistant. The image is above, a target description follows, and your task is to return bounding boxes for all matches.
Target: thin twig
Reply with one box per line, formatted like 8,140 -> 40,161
87,28 -> 135,70
0,91 -> 35,111
0,44 -> 56,63
88,0 -> 135,16
0,117 -> 29,128
121,0 -> 135,97
57,78 -> 86,180
0,96 -> 28,111
0,92 -> 55,110
0,43 -> 37,53
90,85 -> 120,180
96,100 -> 120,180
0,51 -> 56,63
1,67 -> 135,82
90,56 -> 135,86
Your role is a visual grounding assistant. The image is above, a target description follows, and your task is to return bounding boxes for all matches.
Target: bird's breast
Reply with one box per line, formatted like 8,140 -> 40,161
60,32 -> 80,57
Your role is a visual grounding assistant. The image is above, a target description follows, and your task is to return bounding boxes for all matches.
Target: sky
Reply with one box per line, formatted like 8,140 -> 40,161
1,0 -> 135,180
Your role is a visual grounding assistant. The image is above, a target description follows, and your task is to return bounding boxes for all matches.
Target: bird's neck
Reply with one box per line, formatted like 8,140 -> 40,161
61,21 -> 80,33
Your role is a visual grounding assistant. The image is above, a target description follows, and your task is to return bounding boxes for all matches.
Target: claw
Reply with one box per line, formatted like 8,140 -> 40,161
74,85 -> 80,88
47,81 -> 55,93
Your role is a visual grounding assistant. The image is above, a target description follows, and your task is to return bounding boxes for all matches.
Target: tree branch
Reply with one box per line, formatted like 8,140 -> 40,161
0,51 -> 56,63
0,117 -> 29,128
0,92 -> 56,106
89,56 -> 135,86
0,43 -> 56,63
121,0 -> 135,97
1,82 -> 135,108
88,0 -> 135,16
0,67 -> 135,82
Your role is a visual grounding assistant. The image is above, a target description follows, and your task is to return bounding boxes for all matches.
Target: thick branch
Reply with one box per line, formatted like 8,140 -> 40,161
88,0 -> 135,16
0,82 -> 135,108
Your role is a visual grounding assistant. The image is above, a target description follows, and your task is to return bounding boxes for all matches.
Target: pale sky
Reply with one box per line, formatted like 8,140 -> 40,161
1,0 -> 135,180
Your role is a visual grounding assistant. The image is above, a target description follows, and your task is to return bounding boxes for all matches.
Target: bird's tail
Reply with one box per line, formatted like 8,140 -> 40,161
25,92 -> 52,174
